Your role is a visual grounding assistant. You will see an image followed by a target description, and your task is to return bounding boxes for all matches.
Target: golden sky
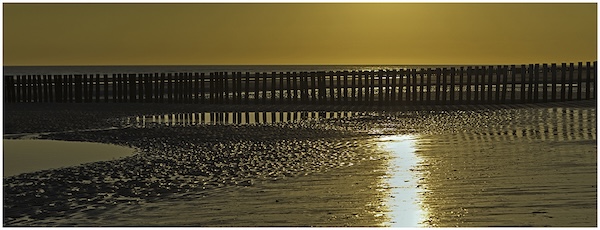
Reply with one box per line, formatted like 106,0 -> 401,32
3,3 -> 597,66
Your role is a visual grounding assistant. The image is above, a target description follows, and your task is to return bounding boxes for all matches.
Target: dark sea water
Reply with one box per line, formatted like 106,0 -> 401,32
3,65 -> 458,75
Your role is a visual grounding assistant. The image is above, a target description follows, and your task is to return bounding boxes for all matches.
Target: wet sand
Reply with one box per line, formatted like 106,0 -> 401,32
3,100 -> 596,226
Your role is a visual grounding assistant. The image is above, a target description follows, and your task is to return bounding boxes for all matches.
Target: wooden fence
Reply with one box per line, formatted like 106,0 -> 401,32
3,61 -> 596,106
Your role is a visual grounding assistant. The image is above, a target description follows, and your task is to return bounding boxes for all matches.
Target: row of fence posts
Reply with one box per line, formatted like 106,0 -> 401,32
3,61 -> 596,105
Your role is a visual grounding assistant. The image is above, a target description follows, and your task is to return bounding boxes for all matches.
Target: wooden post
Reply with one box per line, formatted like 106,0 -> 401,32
397,69 -> 404,104
118,73 -> 125,103
449,68 -> 455,103
414,69 -> 420,103
474,67 -> 480,103
72,75 -> 79,103
51,75 -> 61,102
142,74 -> 148,103
41,75 -> 47,103
482,66 -> 489,103
426,68 -> 432,104
520,65 -> 526,103
465,67 -> 472,104
261,72 -> 267,104
108,74 -> 114,103
237,71 -> 242,103
254,72 -> 260,104
149,73 -> 155,103
404,69 -> 410,104
94,74 -> 99,103
433,68 -> 439,103
230,72 -> 236,104
49,75 -> 55,102
218,72 -> 223,104
55,75 -> 61,103
4,76 -> 12,103
494,66 -> 501,103
510,65 -> 516,103
32,75 -> 38,103
458,67 -> 464,103
593,61 -> 597,99
560,63 -> 566,101
528,64 -> 535,103
15,76 -> 21,103
333,72 -> 340,104
441,68 -> 447,104
159,73 -> 165,103
551,63 -> 557,102
37,75 -> 44,103
577,62 -> 582,100
244,72 -> 250,104
208,73 -> 214,104
83,74 -> 88,102
533,64 -> 540,102
384,71 -> 390,104
102,74 -> 107,103
369,71 -> 375,104
153,73 -> 158,103
586,61 -> 591,99
288,72 -> 294,103
486,66 -> 493,103
542,64 -> 548,102
502,65 -> 508,103
363,71 -> 369,103
166,73 -> 172,103
279,72 -> 285,104
494,66 -> 500,103
183,73 -> 189,103
389,70 -> 395,104
198,73 -> 204,104
311,72 -> 317,104
270,72 -> 276,104
119,73 -> 124,102
127,74 -> 133,103
376,70 -> 382,105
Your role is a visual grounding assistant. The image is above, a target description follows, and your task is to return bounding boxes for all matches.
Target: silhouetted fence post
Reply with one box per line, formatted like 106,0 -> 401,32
510,65 -> 516,103
466,67 -> 472,104
450,68 -> 455,103
262,72 -> 268,104
426,68 -> 432,104
542,64 -> 548,102
398,69 -> 404,104
560,63 -> 566,102
586,61 -> 591,99
253,72 -> 259,104
551,63 -> 557,102
270,72 -> 276,104
441,68 -> 447,104
496,66 -> 502,104
243,72 -> 250,104
414,69 -> 420,104
577,62 -> 583,100
593,61 -> 597,99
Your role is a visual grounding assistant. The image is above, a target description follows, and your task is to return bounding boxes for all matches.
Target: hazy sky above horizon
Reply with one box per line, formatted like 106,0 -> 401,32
3,3 -> 597,66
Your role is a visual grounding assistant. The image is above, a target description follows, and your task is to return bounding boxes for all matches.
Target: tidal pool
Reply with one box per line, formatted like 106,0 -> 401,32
378,134 -> 427,227
3,139 -> 136,177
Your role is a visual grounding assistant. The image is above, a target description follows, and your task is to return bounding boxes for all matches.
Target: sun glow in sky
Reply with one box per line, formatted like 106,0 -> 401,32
3,3 -> 597,66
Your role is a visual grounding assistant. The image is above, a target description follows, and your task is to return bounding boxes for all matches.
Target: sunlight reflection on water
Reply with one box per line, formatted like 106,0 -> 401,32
378,134 -> 427,227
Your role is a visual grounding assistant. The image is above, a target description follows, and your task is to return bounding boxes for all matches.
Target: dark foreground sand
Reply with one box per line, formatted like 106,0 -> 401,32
3,100 -> 596,226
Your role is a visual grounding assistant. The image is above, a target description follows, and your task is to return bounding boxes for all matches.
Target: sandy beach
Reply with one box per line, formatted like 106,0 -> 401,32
3,100 -> 596,226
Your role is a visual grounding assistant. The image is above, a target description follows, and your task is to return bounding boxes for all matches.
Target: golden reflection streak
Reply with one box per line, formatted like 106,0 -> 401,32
376,134 -> 429,227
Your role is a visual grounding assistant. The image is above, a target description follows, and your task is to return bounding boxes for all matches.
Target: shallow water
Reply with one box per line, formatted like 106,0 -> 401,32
127,111 -> 363,126
377,134 -> 427,227
3,139 -> 135,177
